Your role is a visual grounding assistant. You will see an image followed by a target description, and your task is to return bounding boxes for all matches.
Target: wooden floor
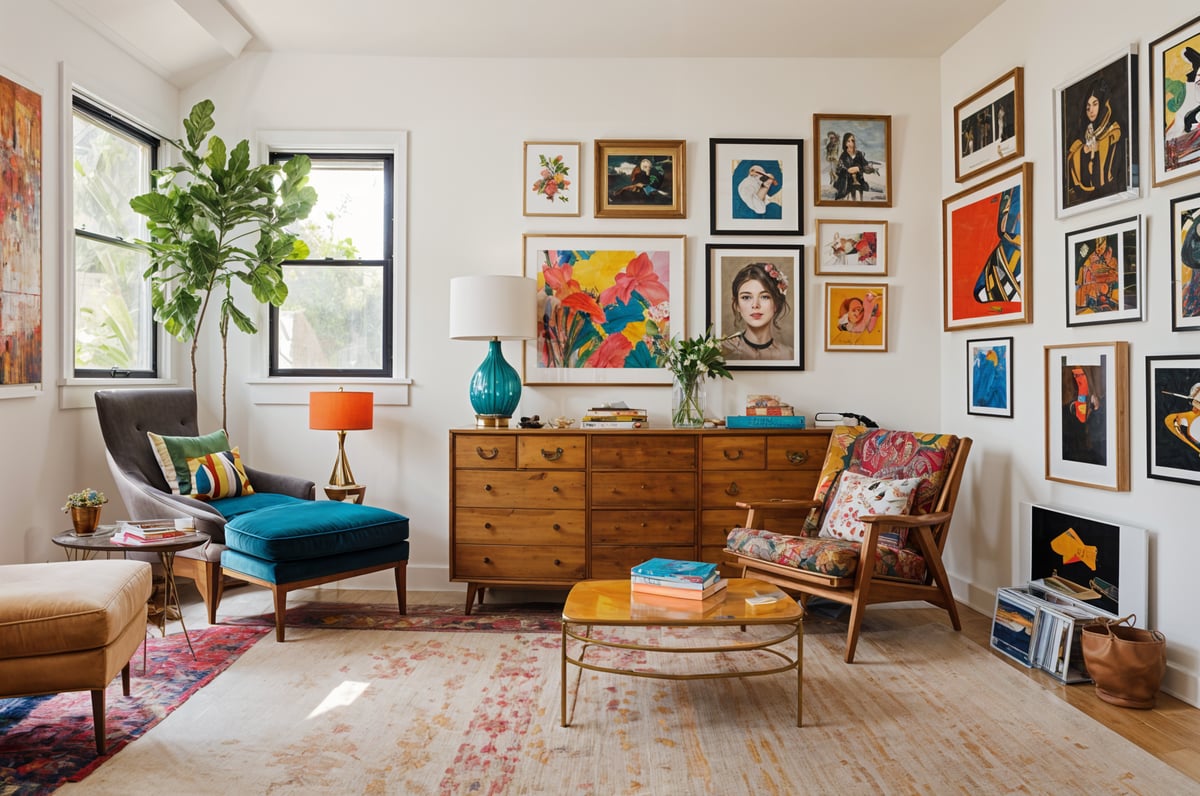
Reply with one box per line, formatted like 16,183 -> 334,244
174,583 -> 1200,785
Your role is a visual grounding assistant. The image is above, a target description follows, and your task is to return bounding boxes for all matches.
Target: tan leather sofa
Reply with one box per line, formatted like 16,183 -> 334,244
0,560 -> 152,754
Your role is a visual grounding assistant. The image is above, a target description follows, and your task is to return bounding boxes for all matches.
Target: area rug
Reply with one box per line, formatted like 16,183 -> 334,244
53,608 -> 1196,795
0,625 -> 268,796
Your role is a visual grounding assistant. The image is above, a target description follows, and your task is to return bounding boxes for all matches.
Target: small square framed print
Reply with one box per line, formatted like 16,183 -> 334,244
1064,215 -> 1144,327
708,138 -> 803,235
824,283 -> 887,352
523,141 -> 581,217
1146,353 -> 1200,485
813,114 -> 892,207
814,219 -> 887,276
967,336 -> 1013,418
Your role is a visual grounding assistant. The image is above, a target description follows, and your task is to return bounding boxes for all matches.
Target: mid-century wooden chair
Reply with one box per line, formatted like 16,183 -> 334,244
723,425 -> 972,663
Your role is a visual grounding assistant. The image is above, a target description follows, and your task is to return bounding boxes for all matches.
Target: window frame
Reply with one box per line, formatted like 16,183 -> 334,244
69,94 -> 161,380
267,151 -> 395,378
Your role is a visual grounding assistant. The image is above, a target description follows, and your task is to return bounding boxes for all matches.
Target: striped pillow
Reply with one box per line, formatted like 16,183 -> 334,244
148,429 -> 230,496
187,448 -> 255,500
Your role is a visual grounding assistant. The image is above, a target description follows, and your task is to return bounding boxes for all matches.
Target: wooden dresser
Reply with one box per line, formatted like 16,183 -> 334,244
449,427 -> 830,611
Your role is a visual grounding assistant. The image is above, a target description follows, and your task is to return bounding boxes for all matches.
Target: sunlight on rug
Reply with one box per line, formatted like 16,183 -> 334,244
0,625 -> 268,796
53,613 -> 1196,795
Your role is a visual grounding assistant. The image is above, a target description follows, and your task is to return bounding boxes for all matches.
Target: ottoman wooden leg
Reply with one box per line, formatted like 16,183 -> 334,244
121,661 -> 131,696
91,688 -> 107,755
394,563 -> 407,615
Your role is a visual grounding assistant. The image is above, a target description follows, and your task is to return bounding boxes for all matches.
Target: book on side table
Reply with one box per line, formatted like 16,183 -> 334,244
631,578 -> 728,601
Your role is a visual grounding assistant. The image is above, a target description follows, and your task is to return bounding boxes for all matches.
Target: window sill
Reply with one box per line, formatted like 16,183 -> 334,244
59,377 -> 179,410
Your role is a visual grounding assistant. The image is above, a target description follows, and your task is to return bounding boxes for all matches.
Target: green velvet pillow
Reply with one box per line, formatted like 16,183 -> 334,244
148,429 -> 230,496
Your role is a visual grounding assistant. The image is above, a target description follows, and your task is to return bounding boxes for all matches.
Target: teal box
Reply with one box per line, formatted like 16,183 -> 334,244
725,415 -> 806,428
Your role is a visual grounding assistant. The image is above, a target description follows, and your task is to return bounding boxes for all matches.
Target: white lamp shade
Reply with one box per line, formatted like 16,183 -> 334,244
449,275 -> 537,340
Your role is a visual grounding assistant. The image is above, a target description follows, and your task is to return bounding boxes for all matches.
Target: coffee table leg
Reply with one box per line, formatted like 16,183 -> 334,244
560,621 -> 568,727
796,620 -> 803,728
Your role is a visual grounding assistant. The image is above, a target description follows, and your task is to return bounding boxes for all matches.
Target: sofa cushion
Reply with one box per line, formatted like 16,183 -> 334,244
188,447 -> 255,500
726,527 -> 926,582
818,470 -> 921,546
224,502 -> 409,562
148,428 -> 230,496
0,560 -> 152,659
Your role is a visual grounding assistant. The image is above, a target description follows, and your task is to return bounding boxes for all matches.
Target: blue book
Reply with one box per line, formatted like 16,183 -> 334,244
631,558 -> 718,584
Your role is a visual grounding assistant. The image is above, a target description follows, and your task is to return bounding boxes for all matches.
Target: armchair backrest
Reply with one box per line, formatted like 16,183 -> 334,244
94,388 -> 201,492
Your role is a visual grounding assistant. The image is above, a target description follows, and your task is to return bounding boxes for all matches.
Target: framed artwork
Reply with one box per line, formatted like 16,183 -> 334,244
0,70 -> 42,395
812,114 -> 892,207
1020,503 -> 1148,623
1064,215 -> 1144,327
967,336 -> 1013,418
955,67 -> 1024,184
1146,354 -> 1200,485
1169,190 -> 1200,331
705,243 -> 804,371
708,138 -> 803,236
814,219 -> 887,276
823,283 -> 887,352
523,141 -> 581,217
942,162 -> 1033,331
1043,341 -> 1130,492
522,233 -> 685,385
1053,46 -> 1139,218
594,139 -> 685,219
1150,14 -> 1200,187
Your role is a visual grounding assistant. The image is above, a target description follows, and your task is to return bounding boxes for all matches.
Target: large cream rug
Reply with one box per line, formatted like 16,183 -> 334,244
58,611 -> 1193,795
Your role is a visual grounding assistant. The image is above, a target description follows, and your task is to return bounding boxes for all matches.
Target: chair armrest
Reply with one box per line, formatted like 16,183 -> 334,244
858,511 -> 952,528
735,498 -> 821,513
245,467 -> 316,500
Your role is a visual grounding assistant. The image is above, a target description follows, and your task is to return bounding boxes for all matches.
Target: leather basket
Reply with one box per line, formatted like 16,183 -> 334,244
1080,615 -> 1166,709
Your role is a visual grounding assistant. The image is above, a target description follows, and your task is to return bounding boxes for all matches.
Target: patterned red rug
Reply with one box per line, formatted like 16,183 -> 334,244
223,601 -> 565,634
0,625 -> 268,796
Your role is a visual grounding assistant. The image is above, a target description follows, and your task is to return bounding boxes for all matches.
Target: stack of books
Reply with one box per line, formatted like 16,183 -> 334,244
112,519 -> 193,546
581,405 -> 648,429
630,557 -> 726,600
726,394 -> 805,429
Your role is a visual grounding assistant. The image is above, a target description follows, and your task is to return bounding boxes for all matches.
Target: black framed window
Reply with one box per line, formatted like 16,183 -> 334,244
269,152 -> 393,377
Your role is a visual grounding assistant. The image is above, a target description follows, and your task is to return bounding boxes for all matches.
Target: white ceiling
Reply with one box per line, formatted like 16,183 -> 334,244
55,0 -> 1004,88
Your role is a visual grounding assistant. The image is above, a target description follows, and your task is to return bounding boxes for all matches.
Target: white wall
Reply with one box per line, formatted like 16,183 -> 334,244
180,52 -> 946,591
0,1 -> 177,564
943,0 -> 1198,704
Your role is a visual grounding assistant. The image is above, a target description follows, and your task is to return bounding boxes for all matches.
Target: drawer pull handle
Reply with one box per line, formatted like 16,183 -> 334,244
476,446 -> 499,460
553,523 -> 561,530
554,559 -> 561,566
482,557 -> 492,564
484,522 -> 493,529
787,450 -> 810,465
725,481 -> 741,497
640,522 -> 647,528
484,484 -> 493,492
723,449 -> 744,461
552,485 -> 560,493
542,447 -> 564,461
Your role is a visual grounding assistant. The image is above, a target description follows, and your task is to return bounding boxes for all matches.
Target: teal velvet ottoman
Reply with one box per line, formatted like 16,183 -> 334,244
221,501 -> 409,641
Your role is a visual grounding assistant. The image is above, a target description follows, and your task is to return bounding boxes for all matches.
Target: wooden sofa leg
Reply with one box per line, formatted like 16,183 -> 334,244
121,661 -> 131,696
394,563 -> 407,615
91,688 -> 107,755
272,585 -> 288,642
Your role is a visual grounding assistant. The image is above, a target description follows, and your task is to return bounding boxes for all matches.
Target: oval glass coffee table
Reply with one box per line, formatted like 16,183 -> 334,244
560,578 -> 803,727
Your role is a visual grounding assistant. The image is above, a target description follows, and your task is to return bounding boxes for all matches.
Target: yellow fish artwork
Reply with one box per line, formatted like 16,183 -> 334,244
1050,527 -> 1098,570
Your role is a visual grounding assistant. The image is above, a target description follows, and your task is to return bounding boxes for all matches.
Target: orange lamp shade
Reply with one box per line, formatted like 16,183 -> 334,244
309,390 -> 374,431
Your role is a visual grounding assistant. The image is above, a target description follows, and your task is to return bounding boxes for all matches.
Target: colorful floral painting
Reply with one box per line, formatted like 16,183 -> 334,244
523,234 -> 685,385
522,142 -> 581,217
0,72 -> 42,389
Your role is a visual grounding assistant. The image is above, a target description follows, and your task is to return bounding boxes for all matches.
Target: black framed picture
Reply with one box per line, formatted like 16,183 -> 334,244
967,336 -> 1013,418
708,138 -> 803,236
1146,353 -> 1200,485
705,243 -> 803,370
1064,215 -> 1144,326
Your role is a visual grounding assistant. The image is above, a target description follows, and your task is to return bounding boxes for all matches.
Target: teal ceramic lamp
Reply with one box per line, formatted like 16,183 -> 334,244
449,275 -> 536,427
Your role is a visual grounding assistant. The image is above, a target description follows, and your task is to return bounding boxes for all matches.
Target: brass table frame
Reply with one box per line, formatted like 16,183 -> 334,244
560,578 -> 803,727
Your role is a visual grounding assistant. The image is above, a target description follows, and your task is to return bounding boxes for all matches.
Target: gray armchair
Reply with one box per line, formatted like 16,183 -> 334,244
94,388 -> 315,624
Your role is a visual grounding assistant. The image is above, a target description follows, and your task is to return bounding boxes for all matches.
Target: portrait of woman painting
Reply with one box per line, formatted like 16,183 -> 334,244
1147,354 -> 1200,485
1053,47 -> 1138,218
523,234 -> 685,385
705,244 -> 803,370
812,114 -> 892,208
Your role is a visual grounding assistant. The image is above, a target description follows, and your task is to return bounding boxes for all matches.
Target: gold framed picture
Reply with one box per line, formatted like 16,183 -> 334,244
594,139 -> 686,219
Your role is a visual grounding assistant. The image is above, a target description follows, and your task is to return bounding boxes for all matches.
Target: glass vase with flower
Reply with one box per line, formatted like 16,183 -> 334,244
656,328 -> 734,428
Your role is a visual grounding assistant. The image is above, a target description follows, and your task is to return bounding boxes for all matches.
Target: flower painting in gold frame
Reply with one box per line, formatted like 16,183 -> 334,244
523,233 -> 685,385
594,140 -> 685,219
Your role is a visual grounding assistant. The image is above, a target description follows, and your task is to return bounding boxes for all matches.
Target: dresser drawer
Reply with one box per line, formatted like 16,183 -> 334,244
518,435 -> 586,469
454,435 -> 517,469
455,470 -> 585,509
591,471 -> 696,508
455,543 -> 585,580
590,509 -> 695,546
454,508 -> 585,545
701,435 -> 767,469
766,436 -> 825,470
590,434 -> 697,470
591,545 -> 695,579
700,470 -> 814,508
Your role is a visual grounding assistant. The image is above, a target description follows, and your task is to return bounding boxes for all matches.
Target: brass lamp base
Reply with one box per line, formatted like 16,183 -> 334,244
475,414 -> 512,428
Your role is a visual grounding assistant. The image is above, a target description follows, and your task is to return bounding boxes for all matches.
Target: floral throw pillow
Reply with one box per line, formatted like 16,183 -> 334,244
818,470 -> 922,546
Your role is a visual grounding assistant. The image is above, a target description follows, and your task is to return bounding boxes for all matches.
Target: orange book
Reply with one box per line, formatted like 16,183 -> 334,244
630,578 -> 727,601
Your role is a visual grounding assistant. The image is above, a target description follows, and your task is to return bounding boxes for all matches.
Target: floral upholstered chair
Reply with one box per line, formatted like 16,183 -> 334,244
724,425 -> 972,663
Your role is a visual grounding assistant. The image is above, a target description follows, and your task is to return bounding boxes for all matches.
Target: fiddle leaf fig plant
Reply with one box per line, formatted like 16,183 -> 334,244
131,99 -> 317,428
